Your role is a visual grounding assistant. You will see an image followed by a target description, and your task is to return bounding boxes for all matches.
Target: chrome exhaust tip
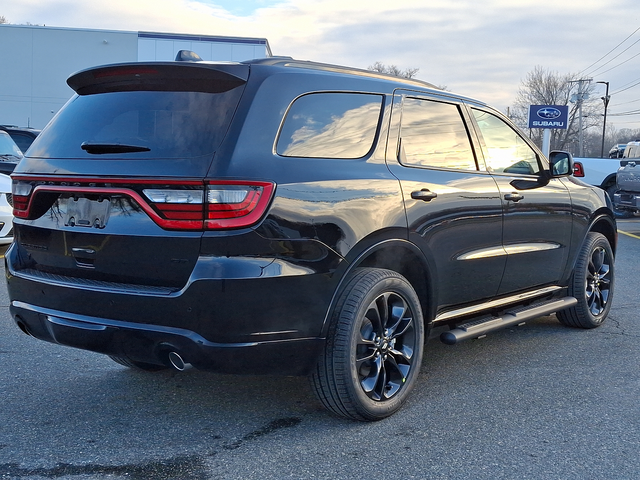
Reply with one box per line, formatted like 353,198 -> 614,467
167,351 -> 192,371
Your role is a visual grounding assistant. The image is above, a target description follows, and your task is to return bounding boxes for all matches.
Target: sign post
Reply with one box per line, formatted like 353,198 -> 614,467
527,105 -> 569,157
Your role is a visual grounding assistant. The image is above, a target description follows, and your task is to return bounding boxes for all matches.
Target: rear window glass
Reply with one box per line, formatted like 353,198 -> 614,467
276,93 -> 383,159
27,88 -> 244,159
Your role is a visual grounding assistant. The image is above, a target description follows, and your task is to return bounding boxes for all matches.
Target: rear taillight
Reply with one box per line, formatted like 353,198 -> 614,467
573,162 -> 585,177
11,178 -> 275,230
205,182 -> 274,229
11,182 -> 33,218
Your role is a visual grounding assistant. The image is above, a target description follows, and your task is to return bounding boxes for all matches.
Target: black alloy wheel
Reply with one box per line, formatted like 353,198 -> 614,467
557,232 -> 614,328
312,268 -> 424,421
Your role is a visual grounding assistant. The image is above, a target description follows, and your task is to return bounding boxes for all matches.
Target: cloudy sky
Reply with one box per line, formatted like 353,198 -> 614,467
3,0 -> 640,131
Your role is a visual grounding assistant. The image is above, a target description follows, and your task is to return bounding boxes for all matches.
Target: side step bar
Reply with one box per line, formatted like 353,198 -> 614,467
440,297 -> 577,345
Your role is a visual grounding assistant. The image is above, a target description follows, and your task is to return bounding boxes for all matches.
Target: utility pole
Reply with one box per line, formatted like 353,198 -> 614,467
569,78 -> 592,157
597,81 -> 610,158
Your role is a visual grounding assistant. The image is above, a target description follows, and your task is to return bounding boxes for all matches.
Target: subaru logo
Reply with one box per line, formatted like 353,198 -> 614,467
537,107 -> 562,119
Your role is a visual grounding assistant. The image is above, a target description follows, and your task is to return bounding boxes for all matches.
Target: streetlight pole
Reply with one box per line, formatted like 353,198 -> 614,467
597,81 -> 610,158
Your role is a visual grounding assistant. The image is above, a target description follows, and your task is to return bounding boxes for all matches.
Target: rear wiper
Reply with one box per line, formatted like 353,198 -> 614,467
0,154 -> 20,161
81,142 -> 151,154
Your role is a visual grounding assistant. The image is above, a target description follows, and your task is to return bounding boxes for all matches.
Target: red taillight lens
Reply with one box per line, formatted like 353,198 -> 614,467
573,162 -> 585,177
205,182 -> 274,229
11,182 -> 33,218
10,177 -> 275,231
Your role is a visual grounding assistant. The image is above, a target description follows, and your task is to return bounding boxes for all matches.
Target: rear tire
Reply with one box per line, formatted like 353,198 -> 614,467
108,355 -> 168,372
557,232 -> 614,328
312,268 -> 424,421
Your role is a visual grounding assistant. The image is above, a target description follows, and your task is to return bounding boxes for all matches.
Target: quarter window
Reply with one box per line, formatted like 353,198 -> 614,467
471,109 -> 541,175
277,93 -> 383,159
398,98 -> 476,170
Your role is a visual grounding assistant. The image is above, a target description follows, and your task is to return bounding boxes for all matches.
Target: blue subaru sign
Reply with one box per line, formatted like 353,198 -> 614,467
528,105 -> 568,129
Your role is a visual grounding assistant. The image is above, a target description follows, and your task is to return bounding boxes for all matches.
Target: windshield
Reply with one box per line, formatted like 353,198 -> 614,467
27,87 -> 244,160
0,132 -> 24,160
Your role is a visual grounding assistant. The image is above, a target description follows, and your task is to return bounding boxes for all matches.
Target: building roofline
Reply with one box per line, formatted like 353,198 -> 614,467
0,24 -> 272,55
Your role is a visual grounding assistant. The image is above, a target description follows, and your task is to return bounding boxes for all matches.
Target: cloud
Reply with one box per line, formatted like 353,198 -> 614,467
2,0 -> 639,128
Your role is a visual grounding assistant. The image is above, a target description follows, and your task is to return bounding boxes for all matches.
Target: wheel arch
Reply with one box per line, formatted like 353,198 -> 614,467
320,238 -> 436,337
589,211 -> 618,256
599,173 -> 618,190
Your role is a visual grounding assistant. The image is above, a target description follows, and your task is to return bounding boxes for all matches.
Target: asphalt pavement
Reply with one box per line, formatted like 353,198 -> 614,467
1,224 -> 639,480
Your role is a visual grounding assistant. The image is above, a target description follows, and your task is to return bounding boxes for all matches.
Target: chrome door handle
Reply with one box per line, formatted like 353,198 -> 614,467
504,192 -> 524,202
411,189 -> 438,202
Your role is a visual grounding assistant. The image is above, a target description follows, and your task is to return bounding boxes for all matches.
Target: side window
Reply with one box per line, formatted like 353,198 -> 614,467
398,97 -> 477,170
471,109 -> 541,175
9,133 -> 31,153
276,93 -> 383,159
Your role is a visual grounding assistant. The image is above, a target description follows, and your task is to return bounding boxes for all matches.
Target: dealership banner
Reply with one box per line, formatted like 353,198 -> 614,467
528,105 -> 568,129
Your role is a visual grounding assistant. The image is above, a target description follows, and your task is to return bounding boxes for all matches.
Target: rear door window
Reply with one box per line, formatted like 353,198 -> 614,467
398,97 -> 477,170
276,92 -> 383,159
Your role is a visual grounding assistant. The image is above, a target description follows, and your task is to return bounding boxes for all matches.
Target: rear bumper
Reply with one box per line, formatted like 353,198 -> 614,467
5,240 -> 339,375
614,191 -> 640,211
10,300 -> 325,375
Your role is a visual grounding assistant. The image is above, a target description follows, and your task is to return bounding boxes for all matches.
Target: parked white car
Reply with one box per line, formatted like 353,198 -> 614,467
0,173 -> 14,245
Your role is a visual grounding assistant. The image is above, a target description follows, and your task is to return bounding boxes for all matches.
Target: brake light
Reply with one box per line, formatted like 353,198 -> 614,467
11,182 -> 33,218
205,182 -> 274,229
94,67 -> 159,78
573,162 -> 585,177
11,177 -> 275,230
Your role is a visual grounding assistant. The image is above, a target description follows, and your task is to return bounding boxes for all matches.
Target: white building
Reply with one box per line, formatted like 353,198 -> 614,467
0,24 -> 272,129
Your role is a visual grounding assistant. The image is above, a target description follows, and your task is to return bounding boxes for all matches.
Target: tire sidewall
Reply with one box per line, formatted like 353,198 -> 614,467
572,232 -> 614,326
339,271 -> 424,420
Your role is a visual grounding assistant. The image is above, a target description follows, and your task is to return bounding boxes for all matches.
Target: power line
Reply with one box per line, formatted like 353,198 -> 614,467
588,49 -> 640,77
579,24 -> 640,76
584,36 -> 640,77
611,77 -> 640,95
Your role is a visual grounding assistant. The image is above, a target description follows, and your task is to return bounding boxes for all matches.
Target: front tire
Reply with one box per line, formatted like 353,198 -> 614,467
312,268 -> 424,421
557,232 -> 614,328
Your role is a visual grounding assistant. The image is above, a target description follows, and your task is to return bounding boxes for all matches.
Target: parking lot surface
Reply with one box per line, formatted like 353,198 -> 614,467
1,221 -> 639,479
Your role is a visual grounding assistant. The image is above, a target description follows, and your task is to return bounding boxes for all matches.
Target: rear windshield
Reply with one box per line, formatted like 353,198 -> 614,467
27,87 -> 244,159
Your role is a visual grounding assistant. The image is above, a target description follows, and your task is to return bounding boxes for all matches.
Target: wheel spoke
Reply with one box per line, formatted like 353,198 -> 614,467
389,344 -> 414,364
360,354 -> 384,397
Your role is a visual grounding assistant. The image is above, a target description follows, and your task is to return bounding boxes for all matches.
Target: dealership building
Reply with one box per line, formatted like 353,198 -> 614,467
0,24 -> 272,129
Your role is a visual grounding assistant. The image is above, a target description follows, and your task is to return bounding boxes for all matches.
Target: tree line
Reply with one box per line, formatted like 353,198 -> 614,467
369,62 -> 638,158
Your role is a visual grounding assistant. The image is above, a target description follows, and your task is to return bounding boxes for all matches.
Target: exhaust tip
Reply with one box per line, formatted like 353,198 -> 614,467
15,316 -> 33,337
167,351 -> 192,371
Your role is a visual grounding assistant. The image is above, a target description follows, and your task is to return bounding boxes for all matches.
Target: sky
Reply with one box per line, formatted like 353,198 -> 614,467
3,0 -> 640,131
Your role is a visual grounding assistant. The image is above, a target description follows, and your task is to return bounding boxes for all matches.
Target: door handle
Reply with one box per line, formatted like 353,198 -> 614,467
504,192 -> 524,202
411,189 -> 438,202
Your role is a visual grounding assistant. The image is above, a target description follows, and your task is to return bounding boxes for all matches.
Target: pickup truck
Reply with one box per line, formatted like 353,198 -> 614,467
572,156 -> 632,218
614,160 -> 640,214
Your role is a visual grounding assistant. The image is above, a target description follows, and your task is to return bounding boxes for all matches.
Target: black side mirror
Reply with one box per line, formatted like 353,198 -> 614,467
549,150 -> 573,177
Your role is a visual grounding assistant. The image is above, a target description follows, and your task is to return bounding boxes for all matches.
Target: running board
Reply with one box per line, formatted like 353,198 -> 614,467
439,297 -> 578,345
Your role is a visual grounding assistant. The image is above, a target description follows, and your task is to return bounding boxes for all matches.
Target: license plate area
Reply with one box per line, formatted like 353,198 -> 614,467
64,196 -> 111,229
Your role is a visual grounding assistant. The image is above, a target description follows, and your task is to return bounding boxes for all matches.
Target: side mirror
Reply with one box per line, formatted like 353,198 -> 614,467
549,150 -> 573,177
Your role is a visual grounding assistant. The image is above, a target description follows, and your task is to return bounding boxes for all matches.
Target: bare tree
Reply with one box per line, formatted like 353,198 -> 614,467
0,15 -> 8,24
368,61 -> 419,79
510,66 -> 602,154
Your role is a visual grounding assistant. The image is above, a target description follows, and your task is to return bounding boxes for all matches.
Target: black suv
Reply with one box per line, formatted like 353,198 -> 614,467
6,53 -> 617,421
0,125 -> 40,154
